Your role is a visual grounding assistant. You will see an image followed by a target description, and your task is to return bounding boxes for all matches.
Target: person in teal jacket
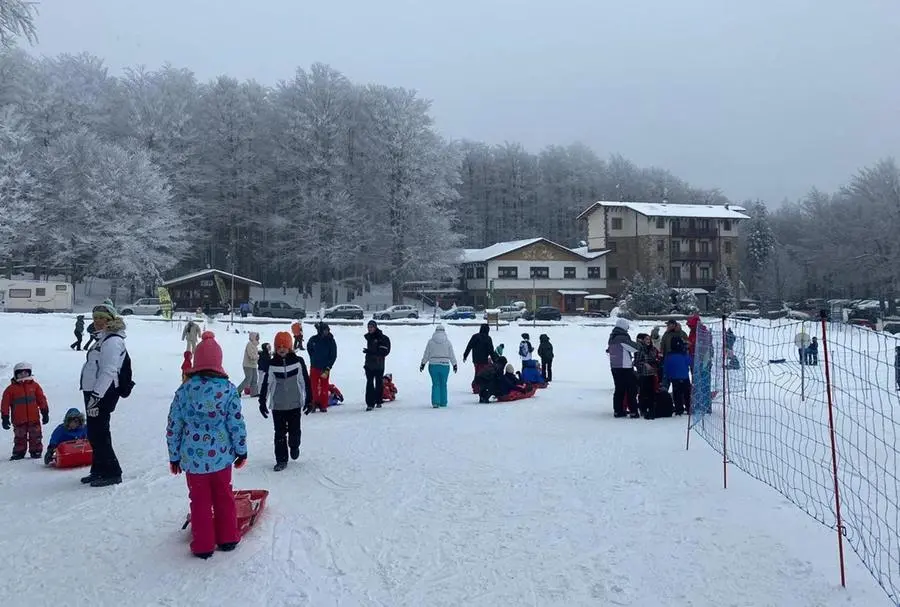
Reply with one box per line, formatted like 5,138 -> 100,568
166,331 -> 248,559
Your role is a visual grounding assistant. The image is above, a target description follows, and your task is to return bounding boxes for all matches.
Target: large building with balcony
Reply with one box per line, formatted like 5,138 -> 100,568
459,238 -> 610,312
577,201 -> 749,297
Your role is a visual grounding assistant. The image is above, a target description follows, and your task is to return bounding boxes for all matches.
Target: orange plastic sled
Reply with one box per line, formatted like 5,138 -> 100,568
496,385 -> 538,402
53,440 -> 93,469
181,489 -> 269,537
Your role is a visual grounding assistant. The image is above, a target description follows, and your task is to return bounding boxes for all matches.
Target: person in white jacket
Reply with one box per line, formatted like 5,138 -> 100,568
237,332 -> 260,396
182,321 -> 202,354
79,301 -> 127,487
419,325 -> 458,408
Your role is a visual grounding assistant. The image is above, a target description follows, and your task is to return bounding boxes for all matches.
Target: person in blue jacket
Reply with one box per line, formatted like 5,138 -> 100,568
663,337 -> 692,415
306,322 -> 338,412
44,408 -> 87,465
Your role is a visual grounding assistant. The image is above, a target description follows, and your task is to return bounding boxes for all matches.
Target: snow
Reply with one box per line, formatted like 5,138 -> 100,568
578,201 -> 750,220
461,239 -> 610,264
568,245 -> 609,260
161,268 -> 262,287
0,314 -> 891,606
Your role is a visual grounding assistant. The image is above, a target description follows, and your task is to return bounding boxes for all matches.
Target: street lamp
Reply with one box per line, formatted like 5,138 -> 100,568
530,268 -> 537,328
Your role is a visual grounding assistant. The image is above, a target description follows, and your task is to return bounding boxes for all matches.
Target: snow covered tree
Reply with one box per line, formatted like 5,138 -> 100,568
622,272 -> 670,315
742,200 -> 775,296
0,104 -> 35,259
0,0 -> 36,48
712,270 -> 737,315
674,288 -> 699,314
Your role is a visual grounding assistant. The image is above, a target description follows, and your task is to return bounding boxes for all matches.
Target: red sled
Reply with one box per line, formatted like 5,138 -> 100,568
53,439 -> 93,469
181,489 -> 269,537
535,382 -> 549,389
496,385 -> 538,402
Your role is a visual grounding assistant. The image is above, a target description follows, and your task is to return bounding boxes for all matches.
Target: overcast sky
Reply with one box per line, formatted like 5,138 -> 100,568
29,0 -> 900,204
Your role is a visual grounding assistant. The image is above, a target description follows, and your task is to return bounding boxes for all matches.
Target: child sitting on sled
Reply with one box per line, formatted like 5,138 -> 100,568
382,373 -> 398,402
327,384 -> 345,407
166,331 -> 248,560
44,408 -> 87,465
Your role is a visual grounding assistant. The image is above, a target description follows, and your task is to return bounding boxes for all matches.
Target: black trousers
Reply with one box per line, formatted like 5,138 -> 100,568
272,408 -> 302,463
84,335 -> 97,350
71,331 -> 83,350
611,368 -> 638,416
671,379 -> 691,415
638,375 -> 657,418
85,389 -> 122,478
365,368 -> 384,406
541,360 -> 553,382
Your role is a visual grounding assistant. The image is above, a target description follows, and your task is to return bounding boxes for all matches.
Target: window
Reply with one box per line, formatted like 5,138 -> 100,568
607,241 -> 617,253
723,220 -> 732,231
498,266 -> 518,279
724,241 -> 732,254
55,284 -> 68,292
726,266 -> 733,278
699,219 -> 710,231
611,217 -> 623,230
700,267 -> 711,280
537,295 -> 550,307
604,267 -> 616,280
564,267 -> 576,279
466,267 -> 475,279
8,288 -> 30,298
672,240 -> 681,253
670,266 -> 682,284
657,240 -> 665,252
476,266 -> 485,279
35,288 -> 46,296
656,217 -> 665,229
699,241 -> 710,254
530,266 -> 549,279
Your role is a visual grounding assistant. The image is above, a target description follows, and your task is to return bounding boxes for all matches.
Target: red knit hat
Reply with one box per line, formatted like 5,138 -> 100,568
274,331 -> 293,351
192,331 -> 227,377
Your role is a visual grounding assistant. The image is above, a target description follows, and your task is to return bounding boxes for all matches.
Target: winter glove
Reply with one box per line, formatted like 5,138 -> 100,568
1,415 -> 9,430
170,461 -> 182,475
419,364 -> 425,372
453,364 -> 458,373
462,356 -> 467,363
41,410 -> 49,425
86,394 -> 100,418
44,448 -> 54,466
362,348 -> 368,354
233,453 -> 247,469
303,402 -> 313,415
258,402 -> 269,419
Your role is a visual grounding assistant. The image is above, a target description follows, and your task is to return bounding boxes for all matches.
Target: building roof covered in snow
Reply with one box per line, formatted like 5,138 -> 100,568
577,201 -> 749,221
161,268 -> 262,287
460,238 -> 609,263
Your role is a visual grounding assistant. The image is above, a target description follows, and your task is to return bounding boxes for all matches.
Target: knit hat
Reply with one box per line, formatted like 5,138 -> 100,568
615,318 -> 630,331
504,363 -> 515,374
92,299 -> 118,319
368,319 -> 378,329
274,331 -> 293,351
191,331 -> 227,376
521,333 -> 530,340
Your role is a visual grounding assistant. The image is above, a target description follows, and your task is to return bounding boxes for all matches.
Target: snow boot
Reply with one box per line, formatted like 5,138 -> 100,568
219,541 -> 239,552
290,446 -> 300,460
81,473 -> 97,484
194,551 -> 214,560
629,412 -> 640,419
273,461 -> 287,472
30,451 -> 42,459
366,406 -> 374,412
375,403 -> 382,409
614,412 -> 627,418
9,453 -> 25,461
432,404 -> 439,408
438,404 -> 447,408
90,476 -> 122,487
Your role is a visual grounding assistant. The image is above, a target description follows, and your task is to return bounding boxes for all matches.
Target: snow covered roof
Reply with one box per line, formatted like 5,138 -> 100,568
162,269 -> 262,287
577,201 -> 749,220
461,239 -> 609,263
558,290 -> 590,295
585,294 -> 613,300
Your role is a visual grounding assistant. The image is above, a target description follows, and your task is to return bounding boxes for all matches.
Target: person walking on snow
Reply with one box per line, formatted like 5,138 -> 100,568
794,330 -> 811,365
70,315 -> 85,351
80,301 -> 129,487
463,324 -> 495,394
306,323 -> 337,412
1,362 -> 50,460
607,318 -> 639,418
182,320 -> 202,354
258,332 -> 311,471
236,332 -> 260,396
537,334 -> 554,383
363,320 -> 391,411
518,333 -> 534,370
166,331 -> 248,559
420,325 -> 458,408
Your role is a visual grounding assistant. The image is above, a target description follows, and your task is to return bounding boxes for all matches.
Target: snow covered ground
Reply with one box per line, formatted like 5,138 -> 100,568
0,314 -> 890,606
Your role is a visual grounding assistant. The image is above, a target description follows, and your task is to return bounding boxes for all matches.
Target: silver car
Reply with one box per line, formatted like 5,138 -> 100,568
120,297 -> 163,316
375,304 -> 419,320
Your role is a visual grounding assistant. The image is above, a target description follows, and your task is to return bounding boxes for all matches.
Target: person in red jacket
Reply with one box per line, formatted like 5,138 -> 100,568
1,362 -> 50,460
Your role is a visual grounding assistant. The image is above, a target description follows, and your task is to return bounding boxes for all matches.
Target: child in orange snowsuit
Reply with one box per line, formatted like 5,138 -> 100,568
381,374 -> 397,402
181,351 -> 193,383
1,362 -> 50,460
291,322 -> 304,351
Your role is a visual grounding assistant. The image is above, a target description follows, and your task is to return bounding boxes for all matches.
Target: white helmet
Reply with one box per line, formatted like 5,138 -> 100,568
13,362 -> 32,377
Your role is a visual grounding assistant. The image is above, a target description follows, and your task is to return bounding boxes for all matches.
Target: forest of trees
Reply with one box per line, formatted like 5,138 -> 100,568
1,2 -> 899,307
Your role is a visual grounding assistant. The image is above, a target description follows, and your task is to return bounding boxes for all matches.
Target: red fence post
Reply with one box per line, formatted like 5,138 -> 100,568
819,309 -> 847,588
721,315 -> 728,490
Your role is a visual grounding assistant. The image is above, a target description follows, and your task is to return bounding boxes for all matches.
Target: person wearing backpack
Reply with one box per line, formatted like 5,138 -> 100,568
79,300 -> 132,487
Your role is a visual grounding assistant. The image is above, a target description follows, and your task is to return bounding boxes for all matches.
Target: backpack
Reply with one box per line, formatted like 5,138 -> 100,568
103,335 -> 135,398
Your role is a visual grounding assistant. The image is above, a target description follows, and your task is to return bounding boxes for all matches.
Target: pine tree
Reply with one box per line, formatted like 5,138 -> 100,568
712,271 -> 736,315
743,200 -> 775,295
674,289 -> 699,314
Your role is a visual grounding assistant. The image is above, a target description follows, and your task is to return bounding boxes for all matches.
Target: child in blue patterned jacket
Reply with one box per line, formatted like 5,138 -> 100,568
166,331 -> 248,560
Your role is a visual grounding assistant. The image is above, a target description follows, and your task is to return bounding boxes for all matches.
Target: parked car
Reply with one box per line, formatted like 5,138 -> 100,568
120,298 -> 163,316
441,306 -> 476,320
523,306 -> 562,321
375,304 -> 419,320
253,300 -> 306,319
320,304 -> 365,320
848,318 -> 876,330
489,305 -> 525,321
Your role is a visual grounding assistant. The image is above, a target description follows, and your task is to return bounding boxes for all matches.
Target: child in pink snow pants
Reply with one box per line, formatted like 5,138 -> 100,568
166,331 -> 248,559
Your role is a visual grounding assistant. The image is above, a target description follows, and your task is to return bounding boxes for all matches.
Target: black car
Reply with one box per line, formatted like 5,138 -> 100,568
523,306 -> 562,321
253,300 -> 306,319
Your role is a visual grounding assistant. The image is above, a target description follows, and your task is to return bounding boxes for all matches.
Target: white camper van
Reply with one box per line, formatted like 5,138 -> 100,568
0,280 -> 74,313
